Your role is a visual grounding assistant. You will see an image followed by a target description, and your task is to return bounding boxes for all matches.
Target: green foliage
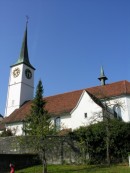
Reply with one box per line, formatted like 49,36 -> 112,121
69,120 -> 130,164
23,80 -> 55,173
0,129 -> 13,137
24,80 -> 53,138
109,120 -> 130,163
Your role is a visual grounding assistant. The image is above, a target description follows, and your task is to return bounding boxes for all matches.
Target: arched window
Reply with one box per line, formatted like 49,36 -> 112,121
54,117 -> 61,131
113,105 -> 121,119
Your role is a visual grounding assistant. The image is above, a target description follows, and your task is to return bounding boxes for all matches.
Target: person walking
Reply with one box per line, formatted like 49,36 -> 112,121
9,163 -> 15,173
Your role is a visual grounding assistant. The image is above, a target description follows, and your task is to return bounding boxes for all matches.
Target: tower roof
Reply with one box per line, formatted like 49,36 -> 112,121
98,66 -> 108,85
11,23 -> 35,70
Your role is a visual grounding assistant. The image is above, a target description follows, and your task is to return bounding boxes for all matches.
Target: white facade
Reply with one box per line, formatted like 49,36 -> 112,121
5,89 -> 130,136
5,64 -> 34,117
53,91 -> 130,133
70,91 -> 103,130
7,90 -> 103,135
58,90 -> 103,130
6,122 -> 24,136
104,95 -> 130,122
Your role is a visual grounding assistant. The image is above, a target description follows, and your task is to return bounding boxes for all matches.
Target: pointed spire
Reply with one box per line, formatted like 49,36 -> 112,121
98,66 -> 108,86
11,20 -> 35,69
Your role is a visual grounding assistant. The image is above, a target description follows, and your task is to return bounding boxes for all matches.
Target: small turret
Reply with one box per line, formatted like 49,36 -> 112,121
98,66 -> 108,86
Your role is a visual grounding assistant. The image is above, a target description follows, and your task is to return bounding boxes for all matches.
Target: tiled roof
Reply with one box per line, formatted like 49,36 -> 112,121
86,91 -> 105,108
3,89 -> 82,124
3,101 -> 32,124
87,80 -> 130,99
2,80 -> 130,124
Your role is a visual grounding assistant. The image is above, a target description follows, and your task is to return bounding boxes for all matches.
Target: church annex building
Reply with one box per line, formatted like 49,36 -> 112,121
0,24 -> 130,136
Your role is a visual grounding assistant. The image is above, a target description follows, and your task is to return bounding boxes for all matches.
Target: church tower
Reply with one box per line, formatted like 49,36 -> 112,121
5,23 -> 35,117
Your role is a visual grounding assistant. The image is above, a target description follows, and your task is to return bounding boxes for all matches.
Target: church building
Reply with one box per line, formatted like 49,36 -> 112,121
1,24 -> 130,136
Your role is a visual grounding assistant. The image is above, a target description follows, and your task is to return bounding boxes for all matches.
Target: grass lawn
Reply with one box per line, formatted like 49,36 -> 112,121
16,164 -> 130,173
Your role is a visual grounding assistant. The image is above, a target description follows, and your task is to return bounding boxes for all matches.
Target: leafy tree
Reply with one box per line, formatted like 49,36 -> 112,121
87,91 -> 124,166
109,120 -> 130,162
70,120 -> 130,164
24,80 -> 53,173
70,122 -> 106,164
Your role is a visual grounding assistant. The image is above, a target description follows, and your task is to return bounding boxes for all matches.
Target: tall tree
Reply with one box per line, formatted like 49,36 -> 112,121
87,91 -> 124,166
24,80 -> 53,173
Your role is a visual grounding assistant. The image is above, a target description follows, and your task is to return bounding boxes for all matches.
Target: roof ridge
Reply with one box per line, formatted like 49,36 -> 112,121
45,88 -> 83,99
44,80 -> 130,99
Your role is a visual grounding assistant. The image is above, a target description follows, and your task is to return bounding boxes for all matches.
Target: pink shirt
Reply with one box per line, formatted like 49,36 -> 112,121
10,165 -> 15,173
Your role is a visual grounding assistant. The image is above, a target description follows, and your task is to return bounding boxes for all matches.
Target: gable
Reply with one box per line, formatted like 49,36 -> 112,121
70,90 -> 103,114
70,90 -> 103,129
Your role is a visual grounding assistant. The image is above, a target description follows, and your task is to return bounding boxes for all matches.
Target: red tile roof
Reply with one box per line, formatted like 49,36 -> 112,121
87,80 -> 130,98
2,80 -> 130,124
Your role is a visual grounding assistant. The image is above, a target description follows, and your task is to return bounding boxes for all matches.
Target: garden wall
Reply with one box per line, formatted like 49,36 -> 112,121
0,136 -> 84,171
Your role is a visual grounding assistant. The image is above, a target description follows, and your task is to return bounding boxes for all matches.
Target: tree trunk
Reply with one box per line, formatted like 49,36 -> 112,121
61,139 -> 64,164
103,109 -> 110,166
42,148 -> 47,173
106,123 -> 110,166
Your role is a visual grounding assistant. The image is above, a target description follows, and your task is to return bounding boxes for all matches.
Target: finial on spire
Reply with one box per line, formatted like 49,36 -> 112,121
26,15 -> 29,25
98,66 -> 108,86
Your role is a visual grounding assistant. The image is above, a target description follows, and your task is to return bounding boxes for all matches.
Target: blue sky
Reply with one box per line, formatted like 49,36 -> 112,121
0,0 -> 130,116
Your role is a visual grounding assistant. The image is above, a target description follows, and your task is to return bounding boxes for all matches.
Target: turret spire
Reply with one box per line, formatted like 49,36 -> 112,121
98,66 -> 108,86
12,21 -> 35,69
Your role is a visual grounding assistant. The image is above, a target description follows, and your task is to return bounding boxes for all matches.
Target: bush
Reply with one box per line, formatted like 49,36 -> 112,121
0,129 -> 13,137
68,120 -> 130,164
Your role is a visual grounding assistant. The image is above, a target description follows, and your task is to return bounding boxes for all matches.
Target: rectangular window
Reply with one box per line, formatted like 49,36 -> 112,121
54,117 -> 61,131
84,113 -> 87,118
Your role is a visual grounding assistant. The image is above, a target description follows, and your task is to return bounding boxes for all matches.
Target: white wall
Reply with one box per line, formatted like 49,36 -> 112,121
5,92 -> 130,136
69,92 -> 130,130
124,96 -> 130,122
6,122 -> 24,136
60,114 -> 71,129
103,95 -> 130,122
70,91 -> 103,130
5,64 -> 34,117
49,91 -> 103,131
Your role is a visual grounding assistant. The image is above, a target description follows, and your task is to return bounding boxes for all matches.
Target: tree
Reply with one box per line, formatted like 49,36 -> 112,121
101,100 -> 124,166
24,80 -> 53,173
86,91 -> 124,165
70,120 -> 130,164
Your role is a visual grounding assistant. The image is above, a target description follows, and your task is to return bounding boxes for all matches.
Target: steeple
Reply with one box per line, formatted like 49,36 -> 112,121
98,66 -> 108,86
11,22 -> 35,70
5,21 -> 35,117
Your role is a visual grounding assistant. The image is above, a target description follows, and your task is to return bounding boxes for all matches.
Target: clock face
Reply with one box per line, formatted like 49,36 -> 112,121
13,68 -> 20,78
25,69 -> 32,79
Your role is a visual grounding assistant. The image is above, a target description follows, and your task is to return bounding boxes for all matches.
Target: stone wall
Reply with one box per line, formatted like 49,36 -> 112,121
0,136 -> 86,171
